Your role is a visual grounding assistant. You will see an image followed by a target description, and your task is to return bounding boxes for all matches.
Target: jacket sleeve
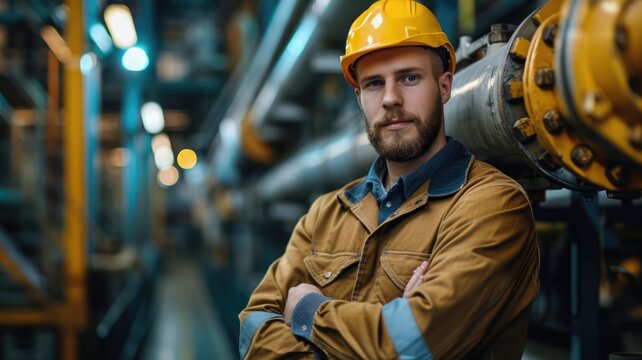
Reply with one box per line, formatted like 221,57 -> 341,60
238,197 -> 325,360
290,182 -> 540,359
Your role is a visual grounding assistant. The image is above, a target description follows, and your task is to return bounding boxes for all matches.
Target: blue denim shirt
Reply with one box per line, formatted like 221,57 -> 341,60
346,137 -> 461,224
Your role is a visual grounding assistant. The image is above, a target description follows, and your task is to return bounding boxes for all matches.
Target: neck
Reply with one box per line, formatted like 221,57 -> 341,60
384,135 -> 447,189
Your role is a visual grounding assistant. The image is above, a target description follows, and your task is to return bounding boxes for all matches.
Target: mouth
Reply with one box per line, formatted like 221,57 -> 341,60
381,120 -> 413,131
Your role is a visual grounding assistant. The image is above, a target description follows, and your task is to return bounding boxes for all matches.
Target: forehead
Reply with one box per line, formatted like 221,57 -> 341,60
355,46 -> 434,76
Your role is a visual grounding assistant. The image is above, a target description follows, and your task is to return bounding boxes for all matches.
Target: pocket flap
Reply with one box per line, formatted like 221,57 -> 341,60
304,252 -> 360,287
380,250 -> 430,291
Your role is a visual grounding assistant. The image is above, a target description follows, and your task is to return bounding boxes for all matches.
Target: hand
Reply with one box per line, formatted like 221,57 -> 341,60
403,261 -> 429,298
284,283 -> 323,324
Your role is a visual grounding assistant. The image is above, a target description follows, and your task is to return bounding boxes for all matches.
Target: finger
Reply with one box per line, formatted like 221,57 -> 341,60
407,265 -> 422,287
412,261 -> 429,279
419,261 -> 429,274
404,261 -> 429,298
283,300 -> 292,324
404,264 -> 424,298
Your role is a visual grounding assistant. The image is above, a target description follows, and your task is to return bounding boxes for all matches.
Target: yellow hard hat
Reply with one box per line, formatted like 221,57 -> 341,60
340,0 -> 456,88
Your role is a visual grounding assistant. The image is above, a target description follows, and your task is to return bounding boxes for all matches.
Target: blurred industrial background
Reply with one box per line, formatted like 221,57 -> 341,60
0,0 -> 641,359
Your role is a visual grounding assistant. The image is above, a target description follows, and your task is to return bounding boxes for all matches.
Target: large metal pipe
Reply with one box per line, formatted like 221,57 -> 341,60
256,126 -> 376,203
445,43 -> 524,166
250,0 -> 363,134
207,0 -> 309,184
237,1 -> 365,165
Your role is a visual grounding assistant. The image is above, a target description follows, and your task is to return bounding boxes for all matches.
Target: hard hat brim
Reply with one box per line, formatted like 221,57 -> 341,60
340,39 -> 456,88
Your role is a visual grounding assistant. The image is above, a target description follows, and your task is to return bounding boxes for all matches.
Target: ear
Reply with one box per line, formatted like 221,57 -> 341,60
438,71 -> 453,104
354,87 -> 363,111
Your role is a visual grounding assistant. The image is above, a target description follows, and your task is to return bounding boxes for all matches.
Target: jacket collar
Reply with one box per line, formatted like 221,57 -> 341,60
344,138 -> 473,204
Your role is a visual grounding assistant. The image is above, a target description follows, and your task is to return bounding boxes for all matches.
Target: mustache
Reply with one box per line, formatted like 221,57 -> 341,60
377,109 -> 418,128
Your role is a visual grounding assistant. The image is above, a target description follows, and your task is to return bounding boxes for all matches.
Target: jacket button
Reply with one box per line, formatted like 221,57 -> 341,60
323,271 -> 332,279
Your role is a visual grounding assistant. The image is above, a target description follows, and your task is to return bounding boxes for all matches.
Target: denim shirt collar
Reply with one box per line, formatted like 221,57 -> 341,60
344,138 -> 473,204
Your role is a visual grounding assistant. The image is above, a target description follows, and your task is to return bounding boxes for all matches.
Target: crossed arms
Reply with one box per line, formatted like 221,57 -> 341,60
239,183 -> 538,359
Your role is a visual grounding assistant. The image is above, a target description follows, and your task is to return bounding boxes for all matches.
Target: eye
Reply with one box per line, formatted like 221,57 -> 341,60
364,79 -> 384,89
401,74 -> 421,84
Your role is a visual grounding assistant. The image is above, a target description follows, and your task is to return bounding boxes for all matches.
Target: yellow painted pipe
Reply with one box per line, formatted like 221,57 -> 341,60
62,0 -> 86,359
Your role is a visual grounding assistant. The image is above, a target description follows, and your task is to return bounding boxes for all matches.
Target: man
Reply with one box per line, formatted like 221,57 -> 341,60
239,0 -> 539,358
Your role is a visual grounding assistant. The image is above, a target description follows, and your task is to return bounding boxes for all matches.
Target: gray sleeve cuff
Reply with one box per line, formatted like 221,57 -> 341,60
291,293 -> 332,341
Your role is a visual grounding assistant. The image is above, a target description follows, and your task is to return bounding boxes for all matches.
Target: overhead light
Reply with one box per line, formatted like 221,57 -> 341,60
122,46 -> 149,71
157,166 -> 179,187
153,146 -> 174,169
151,133 -> 174,170
177,149 -> 197,169
151,133 -> 171,152
89,23 -> 113,54
80,52 -> 97,75
141,102 -> 165,134
40,25 -> 72,63
104,4 -> 137,49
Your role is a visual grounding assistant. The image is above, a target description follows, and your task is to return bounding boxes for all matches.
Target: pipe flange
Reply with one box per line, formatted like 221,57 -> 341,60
557,0 -> 642,181
523,10 -> 642,191
502,1 -> 600,191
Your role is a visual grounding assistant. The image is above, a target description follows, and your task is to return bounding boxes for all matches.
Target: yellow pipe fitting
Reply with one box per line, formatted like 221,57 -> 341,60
619,0 -> 642,90
561,0 -> 642,172
532,0 -> 561,25
523,10 -> 568,169
240,114 -> 277,163
505,79 -> 525,101
509,37 -> 531,61
523,1 -> 642,191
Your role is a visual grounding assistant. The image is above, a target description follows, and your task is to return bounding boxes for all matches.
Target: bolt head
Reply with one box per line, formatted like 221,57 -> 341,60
543,24 -> 558,47
512,117 -> 536,143
543,110 -> 564,134
504,80 -> 524,102
571,145 -> 594,168
535,68 -> 555,89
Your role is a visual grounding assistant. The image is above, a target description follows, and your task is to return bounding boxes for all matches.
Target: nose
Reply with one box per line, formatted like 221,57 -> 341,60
382,82 -> 402,109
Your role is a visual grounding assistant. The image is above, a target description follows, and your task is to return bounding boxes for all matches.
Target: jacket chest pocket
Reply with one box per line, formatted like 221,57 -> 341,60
304,252 -> 360,300
378,250 -> 430,303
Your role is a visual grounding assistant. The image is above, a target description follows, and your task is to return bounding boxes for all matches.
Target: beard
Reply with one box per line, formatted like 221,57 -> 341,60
365,98 -> 443,162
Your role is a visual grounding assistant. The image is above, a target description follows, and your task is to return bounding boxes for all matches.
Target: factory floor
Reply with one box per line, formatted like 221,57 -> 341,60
142,257 -> 236,360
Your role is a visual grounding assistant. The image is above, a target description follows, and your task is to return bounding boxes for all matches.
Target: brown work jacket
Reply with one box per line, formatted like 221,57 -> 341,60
239,148 -> 539,360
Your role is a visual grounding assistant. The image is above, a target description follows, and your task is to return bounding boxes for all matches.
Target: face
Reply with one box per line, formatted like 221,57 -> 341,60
355,46 -> 452,162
